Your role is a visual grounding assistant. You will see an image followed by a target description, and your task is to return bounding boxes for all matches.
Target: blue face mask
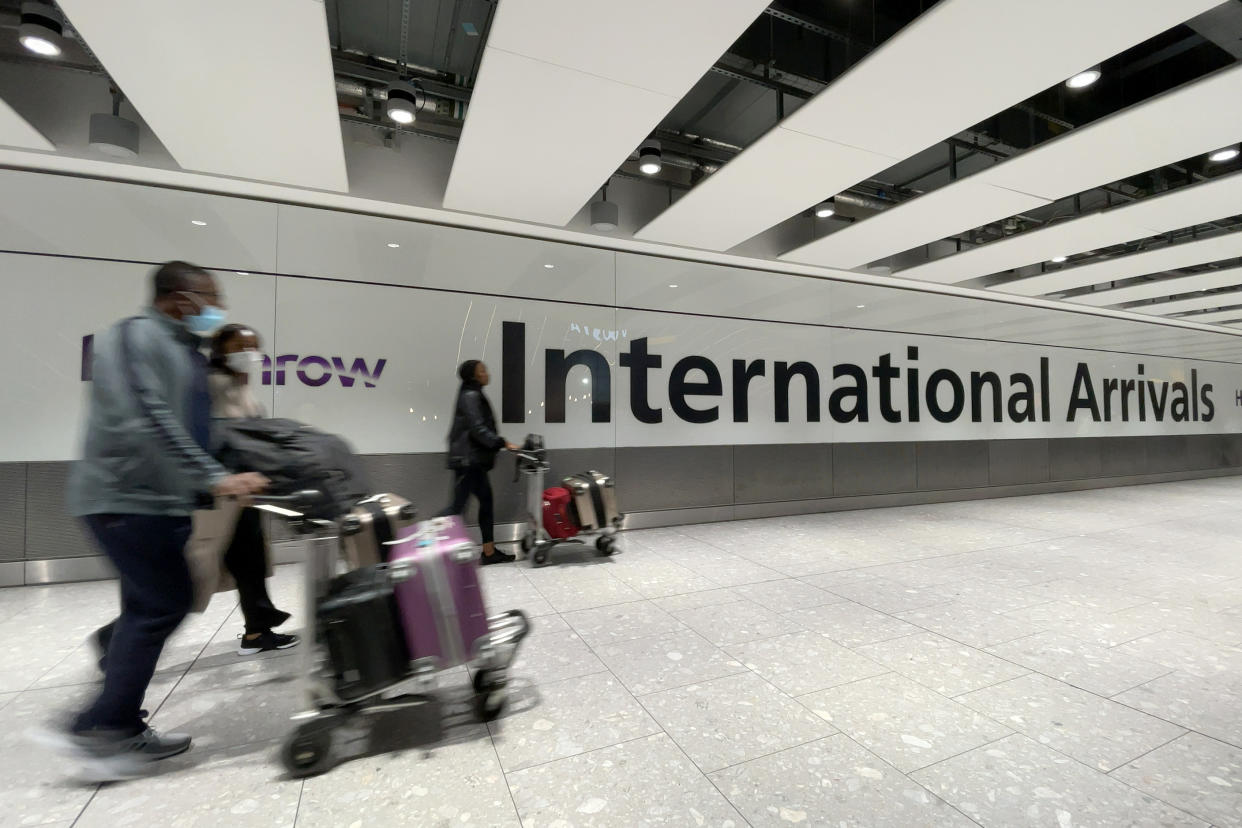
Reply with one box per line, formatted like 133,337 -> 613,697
185,305 -> 227,335
180,292 -> 227,335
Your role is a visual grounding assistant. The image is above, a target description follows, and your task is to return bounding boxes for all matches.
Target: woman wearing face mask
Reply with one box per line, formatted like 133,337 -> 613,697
183,324 -> 298,654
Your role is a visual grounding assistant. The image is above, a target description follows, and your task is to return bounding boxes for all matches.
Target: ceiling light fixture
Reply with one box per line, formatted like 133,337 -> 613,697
856,304 -> 865,309
814,198 -> 836,219
191,220 -> 207,226
1208,145 -> 1240,163
1066,66 -> 1101,89
1050,255 -> 1068,263
384,80 -> 423,125
544,263 -> 555,269
387,242 -> 400,248
590,185 -> 619,231
18,2 -> 64,57
638,139 -> 662,175
89,89 -> 139,158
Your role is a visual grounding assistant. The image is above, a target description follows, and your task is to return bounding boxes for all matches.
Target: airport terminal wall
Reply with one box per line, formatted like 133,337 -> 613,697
3,169 -> 1241,584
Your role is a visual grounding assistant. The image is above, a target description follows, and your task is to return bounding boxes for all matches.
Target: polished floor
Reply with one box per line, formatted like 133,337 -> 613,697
5,477 -> 1242,827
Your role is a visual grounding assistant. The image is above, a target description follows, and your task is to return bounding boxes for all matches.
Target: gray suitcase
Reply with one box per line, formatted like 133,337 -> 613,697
339,493 -> 417,568
563,471 -> 619,531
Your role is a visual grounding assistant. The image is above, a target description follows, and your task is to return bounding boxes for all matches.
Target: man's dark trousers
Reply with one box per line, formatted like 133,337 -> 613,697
74,514 -> 194,735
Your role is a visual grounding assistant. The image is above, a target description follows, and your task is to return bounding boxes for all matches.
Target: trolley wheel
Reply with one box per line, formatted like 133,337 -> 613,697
520,531 -> 534,554
472,669 -> 508,722
281,721 -> 334,778
532,545 -> 550,567
595,535 -> 616,556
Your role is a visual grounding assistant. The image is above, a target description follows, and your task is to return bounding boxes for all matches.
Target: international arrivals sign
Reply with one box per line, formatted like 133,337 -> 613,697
499,321 -> 1220,428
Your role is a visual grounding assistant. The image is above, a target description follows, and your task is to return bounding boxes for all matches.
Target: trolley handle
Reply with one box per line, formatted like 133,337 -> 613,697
512,450 -> 549,482
249,490 -> 336,533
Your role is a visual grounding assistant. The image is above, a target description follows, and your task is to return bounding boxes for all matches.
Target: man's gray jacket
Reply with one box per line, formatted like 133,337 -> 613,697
67,307 -> 228,517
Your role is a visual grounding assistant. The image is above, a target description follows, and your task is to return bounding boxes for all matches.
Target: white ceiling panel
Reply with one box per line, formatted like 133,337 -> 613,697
444,50 -> 678,225
636,0 -> 1221,252
484,0 -> 769,97
1071,265 -> 1242,307
633,130 -> 897,252
987,64 -> 1242,196
781,179 -> 1050,269
897,210 -> 1145,284
997,232 -> 1242,297
55,0 -> 347,192
898,171 -> 1242,284
783,63 -> 1242,269
0,97 -> 53,152
1175,308 -> 1242,324
444,0 -> 770,225
1134,284 -> 1242,316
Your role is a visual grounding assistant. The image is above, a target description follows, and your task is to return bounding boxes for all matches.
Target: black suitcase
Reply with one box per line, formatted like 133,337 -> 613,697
317,566 -> 409,701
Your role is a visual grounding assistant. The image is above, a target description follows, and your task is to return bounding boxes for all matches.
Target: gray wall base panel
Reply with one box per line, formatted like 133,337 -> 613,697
833,442 -> 917,496
731,467 -> 1242,522
734,444 -> 832,503
0,561 -> 23,587
989,439 -> 1049,486
0,463 -> 25,563
25,462 -> 95,560
917,441 -> 990,491
26,556 -> 115,584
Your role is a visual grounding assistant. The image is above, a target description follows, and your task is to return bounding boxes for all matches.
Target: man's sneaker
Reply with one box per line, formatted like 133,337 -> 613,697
480,549 -> 517,566
30,725 -> 192,782
237,631 -> 300,656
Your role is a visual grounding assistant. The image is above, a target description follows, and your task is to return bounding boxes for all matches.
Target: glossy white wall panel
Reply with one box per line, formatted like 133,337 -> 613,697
0,253 -> 275,461
275,205 -> 615,305
269,276 -> 616,454
0,170 -> 277,271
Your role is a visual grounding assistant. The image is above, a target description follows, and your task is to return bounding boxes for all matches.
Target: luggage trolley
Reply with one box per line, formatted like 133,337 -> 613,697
253,492 -> 530,778
512,437 -> 623,566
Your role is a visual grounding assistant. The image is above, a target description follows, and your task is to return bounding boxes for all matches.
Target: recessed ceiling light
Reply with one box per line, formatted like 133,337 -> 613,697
19,33 -> 59,56
1050,255 -> 1068,263
544,263 -> 555,269
814,198 -> 836,219
856,304 -> 865,309
1066,66 -> 1101,89
191,220 -> 207,226
638,139 -> 662,175
582,378 -> 589,384
668,284 -> 678,288
1208,146 -> 1240,163
18,2 -> 63,57
387,242 -> 400,248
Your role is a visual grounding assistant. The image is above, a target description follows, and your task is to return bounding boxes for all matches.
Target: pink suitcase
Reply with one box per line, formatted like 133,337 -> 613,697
387,516 -> 491,671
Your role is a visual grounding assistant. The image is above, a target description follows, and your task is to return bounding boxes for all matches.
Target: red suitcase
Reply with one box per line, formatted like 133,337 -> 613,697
542,487 -> 578,539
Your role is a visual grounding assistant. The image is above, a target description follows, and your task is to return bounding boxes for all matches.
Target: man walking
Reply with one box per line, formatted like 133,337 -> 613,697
46,261 -> 267,781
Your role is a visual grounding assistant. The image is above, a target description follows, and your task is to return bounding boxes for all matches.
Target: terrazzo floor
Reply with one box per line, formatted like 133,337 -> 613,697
5,476 -> 1242,826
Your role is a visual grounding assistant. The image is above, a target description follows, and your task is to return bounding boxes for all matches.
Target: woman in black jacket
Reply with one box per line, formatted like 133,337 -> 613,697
442,359 -> 518,564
